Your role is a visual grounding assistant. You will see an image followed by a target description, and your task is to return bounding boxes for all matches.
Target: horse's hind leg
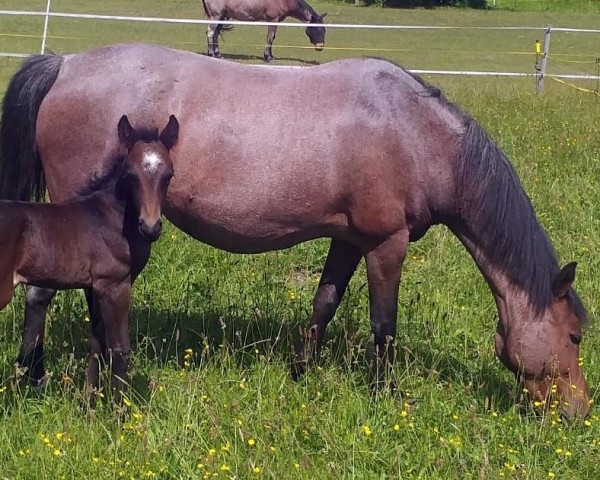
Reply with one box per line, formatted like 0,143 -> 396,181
291,239 -> 362,380
364,231 -> 408,388
264,25 -> 278,62
207,19 -> 224,58
16,286 -> 56,388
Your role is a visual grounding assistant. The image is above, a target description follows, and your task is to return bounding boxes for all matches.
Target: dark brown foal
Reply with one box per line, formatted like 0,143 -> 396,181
3,115 -> 178,403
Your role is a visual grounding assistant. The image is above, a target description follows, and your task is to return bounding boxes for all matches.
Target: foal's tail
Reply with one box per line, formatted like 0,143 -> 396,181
0,53 -> 64,201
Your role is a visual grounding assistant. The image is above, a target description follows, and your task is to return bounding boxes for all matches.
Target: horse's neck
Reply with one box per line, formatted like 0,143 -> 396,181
443,119 -> 559,324
288,0 -> 315,22
449,223 -> 546,329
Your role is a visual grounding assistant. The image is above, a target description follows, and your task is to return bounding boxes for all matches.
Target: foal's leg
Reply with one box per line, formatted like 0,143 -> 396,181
291,239 -> 362,380
16,286 -> 56,388
94,281 -> 132,405
364,231 -> 408,387
264,25 -> 278,62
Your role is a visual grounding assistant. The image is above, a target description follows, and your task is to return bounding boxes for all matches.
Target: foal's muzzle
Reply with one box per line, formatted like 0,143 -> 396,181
139,218 -> 163,242
314,43 -> 324,51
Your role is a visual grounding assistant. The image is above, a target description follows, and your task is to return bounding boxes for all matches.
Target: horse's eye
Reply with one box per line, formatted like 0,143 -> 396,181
569,334 -> 582,345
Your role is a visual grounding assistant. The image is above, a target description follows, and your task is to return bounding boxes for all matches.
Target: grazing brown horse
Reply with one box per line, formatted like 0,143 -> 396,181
0,113 -> 178,401
0,44 -> 591,419
201,0 -> 326,61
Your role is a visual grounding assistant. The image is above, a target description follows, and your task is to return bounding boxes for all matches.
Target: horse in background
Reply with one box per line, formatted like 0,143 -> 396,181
201,0 -> 326,61
2,114 -> 178,404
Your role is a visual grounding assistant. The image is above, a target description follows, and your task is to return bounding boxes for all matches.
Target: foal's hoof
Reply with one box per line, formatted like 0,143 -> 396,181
264,55 -> 274,63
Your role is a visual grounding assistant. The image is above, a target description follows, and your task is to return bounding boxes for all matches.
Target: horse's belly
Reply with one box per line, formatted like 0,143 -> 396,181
164,198 -> 349,254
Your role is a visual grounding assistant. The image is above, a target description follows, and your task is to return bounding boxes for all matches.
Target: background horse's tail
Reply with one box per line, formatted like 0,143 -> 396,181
0,53 -> 64,201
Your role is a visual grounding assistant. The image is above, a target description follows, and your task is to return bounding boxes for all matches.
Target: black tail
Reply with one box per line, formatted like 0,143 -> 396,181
0,53 -> 64,201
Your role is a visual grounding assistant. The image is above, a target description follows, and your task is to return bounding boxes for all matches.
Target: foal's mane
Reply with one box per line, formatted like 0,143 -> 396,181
383,59 -> 586,319
77,126 -> 160,197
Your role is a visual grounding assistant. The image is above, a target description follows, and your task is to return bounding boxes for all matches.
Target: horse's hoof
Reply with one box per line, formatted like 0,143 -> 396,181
31,375 -> 49,393
290,358 -> 307,381
264,56 -> 274,63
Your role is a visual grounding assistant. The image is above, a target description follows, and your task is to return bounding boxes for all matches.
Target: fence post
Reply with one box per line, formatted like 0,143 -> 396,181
40,0 -> 52,54
536,26 -> 551,94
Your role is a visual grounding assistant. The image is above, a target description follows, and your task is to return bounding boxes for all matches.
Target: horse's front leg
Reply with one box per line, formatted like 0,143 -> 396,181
264,25 -> 278,62
16,286 -> 56,388
207,23 -> 221,58
93,280 -> 132,406
364,231 -> 408,389
292,239 -> 362,380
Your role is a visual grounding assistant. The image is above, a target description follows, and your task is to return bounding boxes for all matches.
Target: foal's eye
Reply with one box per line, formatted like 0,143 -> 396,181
569,334 -> 582,345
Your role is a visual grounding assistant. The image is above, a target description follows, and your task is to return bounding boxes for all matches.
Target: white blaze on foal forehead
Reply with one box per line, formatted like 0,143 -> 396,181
142,151 -> 164,174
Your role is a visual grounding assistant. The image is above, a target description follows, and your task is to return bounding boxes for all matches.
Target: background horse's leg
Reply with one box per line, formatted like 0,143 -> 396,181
207,22 -> 222,58
291,239 -> 362,380
364,231 -> 408,388
94,281 -> 132,406
264,25 -> 278,62
16,286 -> 56,388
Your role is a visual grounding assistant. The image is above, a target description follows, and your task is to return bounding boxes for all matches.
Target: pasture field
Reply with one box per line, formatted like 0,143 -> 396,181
1,1 -> 600,479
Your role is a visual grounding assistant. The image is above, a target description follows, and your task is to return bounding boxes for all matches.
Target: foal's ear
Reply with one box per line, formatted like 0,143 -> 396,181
118,115 -> 138,150
552,262 -> 577,299
319,13 -> 327,21
159,115 -> 179,150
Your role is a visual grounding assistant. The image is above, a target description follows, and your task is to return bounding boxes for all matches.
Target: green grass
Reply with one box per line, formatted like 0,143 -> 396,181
1,1 -> 600,479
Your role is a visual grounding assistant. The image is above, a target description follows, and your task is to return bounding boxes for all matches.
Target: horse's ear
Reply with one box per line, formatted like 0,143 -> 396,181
320,13 -> 327,21
118,115 -> 137,150
552,262 -> 577,299
159,115 -> 179,150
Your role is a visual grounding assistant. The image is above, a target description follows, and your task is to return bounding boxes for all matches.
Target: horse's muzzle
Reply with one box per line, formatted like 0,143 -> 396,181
139,218 -> 163,242
314,43 -> 324,51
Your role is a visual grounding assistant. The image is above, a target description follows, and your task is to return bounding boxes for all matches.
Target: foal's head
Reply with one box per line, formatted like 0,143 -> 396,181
117,115 -> 179,242
306,13 -> 326,51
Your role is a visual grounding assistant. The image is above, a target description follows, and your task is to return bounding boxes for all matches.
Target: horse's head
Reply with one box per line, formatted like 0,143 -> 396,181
306,13 -> 326,51
495,263 -> 590,420
117,115 -> 179,242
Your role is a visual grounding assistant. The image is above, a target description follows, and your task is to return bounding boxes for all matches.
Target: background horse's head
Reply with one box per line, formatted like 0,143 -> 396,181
306,13 -> 326,51
117,115 -> 179,242
495,263 -> 590,420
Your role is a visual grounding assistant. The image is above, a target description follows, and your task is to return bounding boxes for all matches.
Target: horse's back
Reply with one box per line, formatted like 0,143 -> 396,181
37,44 -> 465,250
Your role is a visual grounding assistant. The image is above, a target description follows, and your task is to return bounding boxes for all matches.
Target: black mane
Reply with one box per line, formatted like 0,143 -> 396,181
456,121 -> 587,321
382,59 -> 586,319
77,126 -> 160,197
455,120 -> 560,312
76,154 -> 125,197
